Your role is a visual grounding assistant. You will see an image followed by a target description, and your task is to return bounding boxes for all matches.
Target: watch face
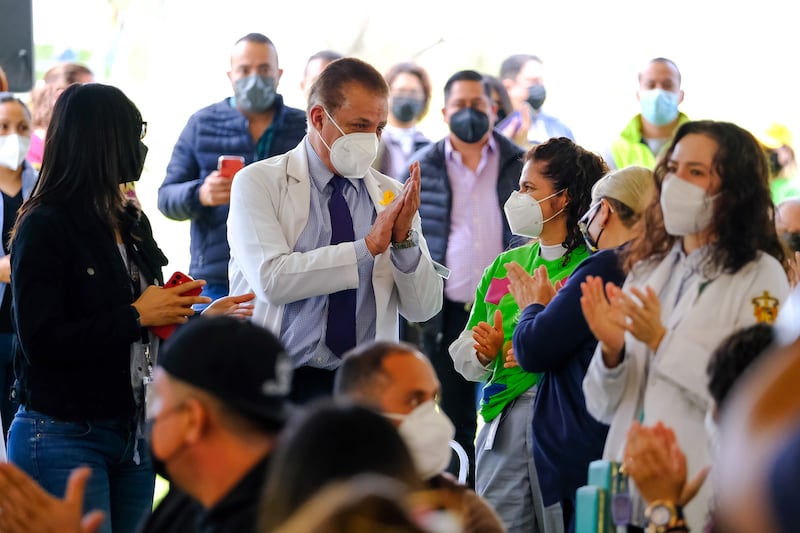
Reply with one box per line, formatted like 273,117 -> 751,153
651,505 -> 672,526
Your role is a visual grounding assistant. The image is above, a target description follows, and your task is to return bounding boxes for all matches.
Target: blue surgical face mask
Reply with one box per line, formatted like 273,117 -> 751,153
639,88 -> 680,126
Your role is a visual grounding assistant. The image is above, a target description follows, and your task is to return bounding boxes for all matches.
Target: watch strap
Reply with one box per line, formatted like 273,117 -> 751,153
391,229 -> 418,249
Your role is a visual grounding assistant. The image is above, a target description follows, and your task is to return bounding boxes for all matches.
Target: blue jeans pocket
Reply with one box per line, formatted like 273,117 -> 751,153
8,409 -> 93,480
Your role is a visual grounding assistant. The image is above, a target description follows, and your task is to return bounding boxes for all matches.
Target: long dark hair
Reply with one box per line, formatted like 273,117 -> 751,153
13,83 -> 143,241
624,120 -> 785,274
259,401 -> 421,532
525,137 -> 607,263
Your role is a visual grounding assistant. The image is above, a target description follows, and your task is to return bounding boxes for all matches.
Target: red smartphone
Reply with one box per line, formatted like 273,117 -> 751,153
151,271 -> 203,340
218,155 -> 245,179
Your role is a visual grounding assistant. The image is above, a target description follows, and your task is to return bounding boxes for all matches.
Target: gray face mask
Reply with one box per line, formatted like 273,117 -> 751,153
234,74 -> 277,113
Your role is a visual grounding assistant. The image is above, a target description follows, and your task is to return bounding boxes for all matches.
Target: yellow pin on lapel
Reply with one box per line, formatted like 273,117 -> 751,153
379,190 -> 395,206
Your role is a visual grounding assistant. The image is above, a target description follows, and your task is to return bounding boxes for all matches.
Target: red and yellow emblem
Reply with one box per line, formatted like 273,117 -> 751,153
752,291 -> 780,324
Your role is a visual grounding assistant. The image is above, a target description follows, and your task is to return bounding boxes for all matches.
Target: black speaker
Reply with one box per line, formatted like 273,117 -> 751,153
0,0 -> 34,92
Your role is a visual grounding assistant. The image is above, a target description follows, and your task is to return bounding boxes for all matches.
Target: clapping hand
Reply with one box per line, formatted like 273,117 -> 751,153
580,276 -> 626,366
392,161 -> 421,243
472,309 -> 504,366
504,345 -> 519,369
506,263 -> 556,309
623,421 -> 709,507
615,286 -> 666,352
0,463 -> 104,533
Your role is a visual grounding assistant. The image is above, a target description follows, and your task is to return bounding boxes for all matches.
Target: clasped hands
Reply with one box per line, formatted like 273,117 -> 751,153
364,161 -> 421,256
579,276 -> 666,367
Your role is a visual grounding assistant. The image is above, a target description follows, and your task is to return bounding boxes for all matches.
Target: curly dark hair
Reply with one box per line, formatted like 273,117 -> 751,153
524,137 -> 607,264
623,120 -> 785,274
707,323 -> 774,411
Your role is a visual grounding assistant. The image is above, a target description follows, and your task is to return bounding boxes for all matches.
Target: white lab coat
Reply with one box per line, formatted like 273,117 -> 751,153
583,248 -> 790,531
227,138 -> 442,349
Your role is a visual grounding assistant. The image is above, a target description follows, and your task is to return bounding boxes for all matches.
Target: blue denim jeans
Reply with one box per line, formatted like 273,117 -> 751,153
7,407 -> 155,533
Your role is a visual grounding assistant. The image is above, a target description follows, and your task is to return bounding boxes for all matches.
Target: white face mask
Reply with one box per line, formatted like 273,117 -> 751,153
503,189 -> 565,238
385,400 -> 455,481
317,108 -> 379,179
0,134 -> 31,171
660,173 -> 717,236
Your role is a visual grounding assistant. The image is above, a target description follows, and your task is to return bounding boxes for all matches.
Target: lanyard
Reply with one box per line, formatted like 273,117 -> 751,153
125,242 -> 151,354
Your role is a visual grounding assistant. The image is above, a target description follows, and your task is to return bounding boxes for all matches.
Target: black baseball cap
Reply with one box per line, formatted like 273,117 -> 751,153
159,316 -> 293,426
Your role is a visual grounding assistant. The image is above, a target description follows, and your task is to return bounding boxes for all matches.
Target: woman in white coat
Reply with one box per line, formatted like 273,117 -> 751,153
580,120 -> 790,531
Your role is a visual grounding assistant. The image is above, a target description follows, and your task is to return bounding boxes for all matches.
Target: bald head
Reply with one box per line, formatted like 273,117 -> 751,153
334,341 -> 440,417
777,198 -> 800,233
227,34 -> 281,97
776,198 -> 800,253
639,57 -> 681,86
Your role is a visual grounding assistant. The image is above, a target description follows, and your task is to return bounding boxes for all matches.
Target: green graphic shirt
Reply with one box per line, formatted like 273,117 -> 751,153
468,241 -> 590,422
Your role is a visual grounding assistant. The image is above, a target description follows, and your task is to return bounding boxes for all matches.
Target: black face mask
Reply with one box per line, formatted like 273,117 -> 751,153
783,231 -> 800,253
144,419 -> 171,482
449,107 -> 490,144
391,97 -> 425,124
769,150 -> 783,176
527,84 -> 547,111
121,141 -> 148,184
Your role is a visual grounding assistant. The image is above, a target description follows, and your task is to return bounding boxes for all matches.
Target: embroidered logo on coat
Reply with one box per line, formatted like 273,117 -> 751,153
752,291 -> 780,324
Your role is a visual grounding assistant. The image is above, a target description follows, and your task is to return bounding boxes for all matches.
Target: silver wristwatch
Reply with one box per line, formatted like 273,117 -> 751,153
391,229 -> 419,250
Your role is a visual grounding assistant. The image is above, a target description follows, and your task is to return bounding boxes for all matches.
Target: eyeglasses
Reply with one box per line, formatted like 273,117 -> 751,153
578,202 -> 602,234
140,121 -> 148,140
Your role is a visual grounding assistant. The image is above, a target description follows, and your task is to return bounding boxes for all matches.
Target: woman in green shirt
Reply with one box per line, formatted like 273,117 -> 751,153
449,137 -> 607,532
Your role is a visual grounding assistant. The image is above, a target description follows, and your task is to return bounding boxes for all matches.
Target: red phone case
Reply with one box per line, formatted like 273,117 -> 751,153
150,272 -> 202,340
218,155 -> 245,179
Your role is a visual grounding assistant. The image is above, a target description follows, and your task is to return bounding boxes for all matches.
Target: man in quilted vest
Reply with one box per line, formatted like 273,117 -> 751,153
158,33 -> 306,307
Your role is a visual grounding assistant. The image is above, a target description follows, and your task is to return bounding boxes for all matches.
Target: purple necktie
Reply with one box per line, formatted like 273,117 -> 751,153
326,176 -> 357,357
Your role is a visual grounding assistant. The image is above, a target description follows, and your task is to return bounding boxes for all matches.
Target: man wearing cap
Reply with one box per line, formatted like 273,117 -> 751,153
227,57 -> 442,403
510,166 -> 654,532
0,316 -> 292,533
140,316 -> 292,532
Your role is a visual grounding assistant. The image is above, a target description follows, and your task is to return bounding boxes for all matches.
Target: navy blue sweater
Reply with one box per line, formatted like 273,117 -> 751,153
157,96 -> 306,285
513,248 -> 624,509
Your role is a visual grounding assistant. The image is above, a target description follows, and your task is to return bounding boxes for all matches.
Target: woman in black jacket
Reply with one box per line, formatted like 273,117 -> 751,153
7,83 -> 210,533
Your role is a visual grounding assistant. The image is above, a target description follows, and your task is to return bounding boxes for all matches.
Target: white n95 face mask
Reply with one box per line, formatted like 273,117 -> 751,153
0,134 -> 31,171
660,174 -> 717,236
385,400 -> 455,481
503,189 -> 565,238
317,108 -> 379,179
